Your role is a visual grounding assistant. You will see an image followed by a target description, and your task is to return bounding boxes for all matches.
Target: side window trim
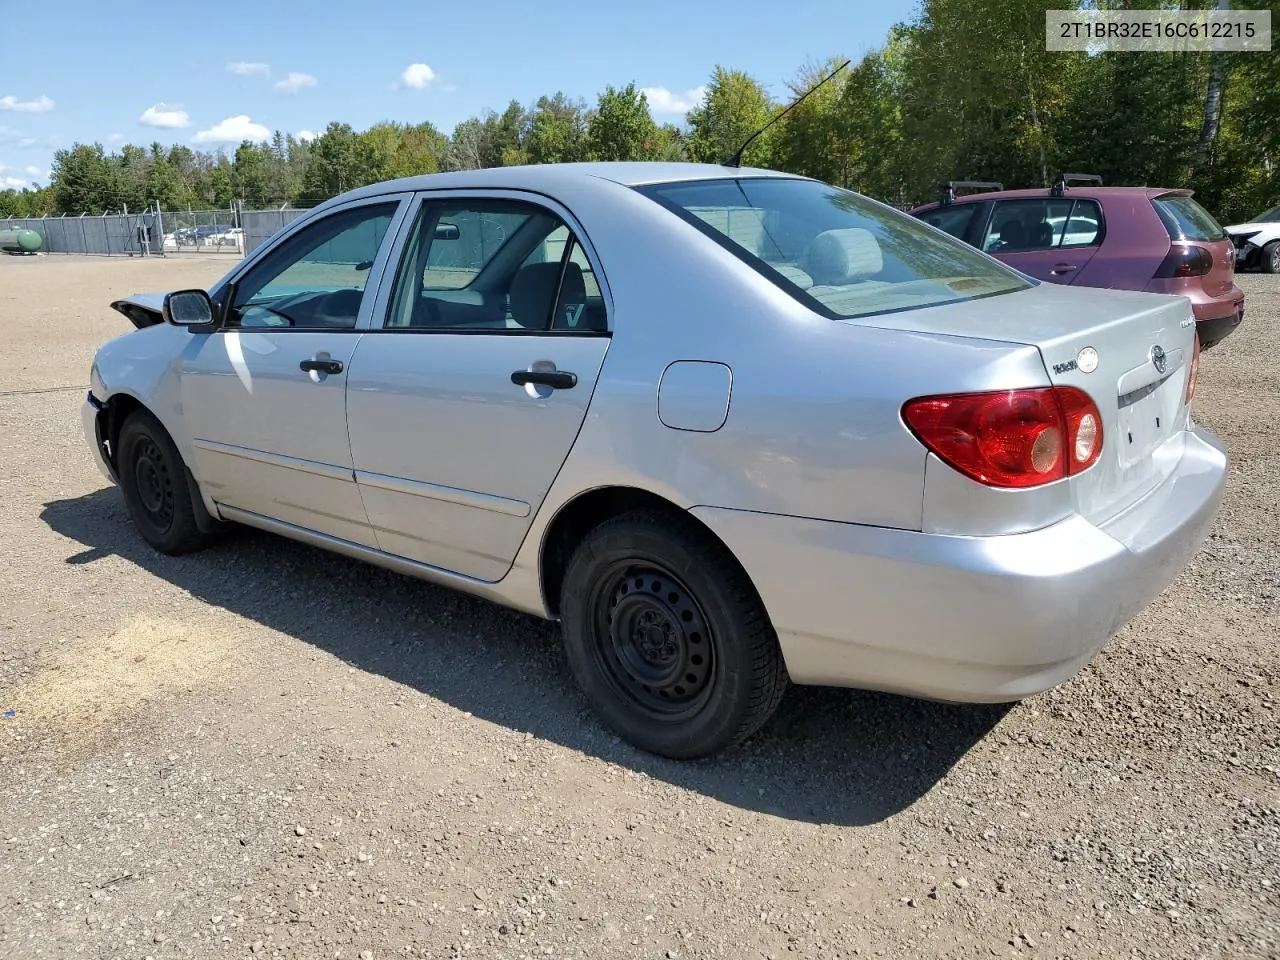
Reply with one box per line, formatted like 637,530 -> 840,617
365,188 -> 612,337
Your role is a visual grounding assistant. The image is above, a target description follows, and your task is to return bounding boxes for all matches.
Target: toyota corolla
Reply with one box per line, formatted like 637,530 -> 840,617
83,162 -> 1226,758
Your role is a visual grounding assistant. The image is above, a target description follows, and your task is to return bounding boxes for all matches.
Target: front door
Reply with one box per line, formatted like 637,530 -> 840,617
182,196 -> 407,544
981,197 -> 1103,284
345,194 -> 611,580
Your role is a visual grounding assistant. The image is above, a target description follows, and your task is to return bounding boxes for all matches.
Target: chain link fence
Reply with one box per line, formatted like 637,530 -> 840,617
0,203 -> 317,258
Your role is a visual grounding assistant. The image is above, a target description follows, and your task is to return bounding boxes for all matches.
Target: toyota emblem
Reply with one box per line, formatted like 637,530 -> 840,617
1151,344 -> 1167,374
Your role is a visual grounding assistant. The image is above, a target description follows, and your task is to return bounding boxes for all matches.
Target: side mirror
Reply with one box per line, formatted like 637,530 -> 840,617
162,289 -> 216,329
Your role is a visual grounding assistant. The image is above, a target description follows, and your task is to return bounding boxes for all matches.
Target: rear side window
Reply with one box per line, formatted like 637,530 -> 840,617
981,199 -> 1102,253
639,178 -> 1030,320
1152,196 -> 1226,241
917,204 -> 978,241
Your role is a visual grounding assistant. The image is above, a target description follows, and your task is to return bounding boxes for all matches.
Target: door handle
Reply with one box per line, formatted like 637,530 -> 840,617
511,369 -> 577,390
300,358 -> 344,375
1050,263 -> 1078,275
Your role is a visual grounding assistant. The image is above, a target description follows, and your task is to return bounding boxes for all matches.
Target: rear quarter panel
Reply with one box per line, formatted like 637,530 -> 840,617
506,178 -> 1052,544
1073,193 -> 1169,291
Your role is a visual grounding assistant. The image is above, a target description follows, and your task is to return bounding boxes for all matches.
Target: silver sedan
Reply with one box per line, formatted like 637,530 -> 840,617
83,163 -> 1226,758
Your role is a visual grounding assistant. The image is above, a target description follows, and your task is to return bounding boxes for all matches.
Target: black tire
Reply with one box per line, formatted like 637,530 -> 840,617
1263,240 -> 1280,275
116,409 -> 215,555
559,509 -> 788,759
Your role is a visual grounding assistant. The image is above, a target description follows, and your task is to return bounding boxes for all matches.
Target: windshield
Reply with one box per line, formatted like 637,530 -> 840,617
1152,196 -> 1226,241
1254,205 -> 1280,223
638,178 -> 1030,320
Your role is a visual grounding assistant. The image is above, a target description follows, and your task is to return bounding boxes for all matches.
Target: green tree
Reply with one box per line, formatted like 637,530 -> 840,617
525,93 -> 588,164
50,143 -> 117,214
587,83 -> 658,161
301,122 -> 374,199
686,67 -> 776,166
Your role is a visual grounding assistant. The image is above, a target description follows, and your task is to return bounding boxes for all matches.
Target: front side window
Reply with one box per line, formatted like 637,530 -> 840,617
1152,195 -> 1226,242
917,204 -> 979,241
385,198 -> 608,332
639,178 -> 1029,321
228,203 -> 398,330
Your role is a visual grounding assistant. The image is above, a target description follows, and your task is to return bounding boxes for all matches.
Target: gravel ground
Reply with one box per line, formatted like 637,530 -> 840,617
0,254 -> 1276,960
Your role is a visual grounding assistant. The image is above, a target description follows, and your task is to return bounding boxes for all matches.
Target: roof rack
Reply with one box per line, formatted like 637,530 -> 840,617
1050,172 -> 1103,197
938,180 -> 1004,206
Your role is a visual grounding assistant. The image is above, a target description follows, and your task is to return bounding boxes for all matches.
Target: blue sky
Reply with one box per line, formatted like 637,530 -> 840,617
0,0 -> 914,189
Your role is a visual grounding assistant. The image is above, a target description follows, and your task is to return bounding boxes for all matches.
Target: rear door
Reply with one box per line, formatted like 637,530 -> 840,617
981,198 -> 1103,283
344,191 -> 611,581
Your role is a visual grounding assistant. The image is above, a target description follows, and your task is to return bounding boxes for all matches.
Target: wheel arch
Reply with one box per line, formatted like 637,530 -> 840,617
99,392 -> 221,535
537,485 -> 762,619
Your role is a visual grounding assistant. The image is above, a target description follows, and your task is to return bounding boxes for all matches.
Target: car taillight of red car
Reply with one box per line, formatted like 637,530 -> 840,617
1154,243 -> 1214,278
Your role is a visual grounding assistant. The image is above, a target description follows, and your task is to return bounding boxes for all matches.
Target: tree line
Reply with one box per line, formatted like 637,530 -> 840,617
3,0 -> 1276,225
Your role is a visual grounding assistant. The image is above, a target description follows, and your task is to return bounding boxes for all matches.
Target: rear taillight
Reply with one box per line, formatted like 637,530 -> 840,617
1185,332 -> 1201,404
1154,244 -> 1213,278
902,387 -> 1104,489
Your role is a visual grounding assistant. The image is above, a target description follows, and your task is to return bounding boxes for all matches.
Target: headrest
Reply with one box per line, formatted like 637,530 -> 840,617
510,261 -> 585,329
801,228 -> 883,285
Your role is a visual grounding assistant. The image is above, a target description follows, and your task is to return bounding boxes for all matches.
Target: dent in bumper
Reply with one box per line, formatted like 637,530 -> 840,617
82,393 -> 116,483
692,427 -> 1226,703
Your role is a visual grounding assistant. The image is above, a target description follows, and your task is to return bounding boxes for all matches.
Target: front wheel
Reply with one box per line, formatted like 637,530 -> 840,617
560,510 -> 788,759
117,409 -> 216,555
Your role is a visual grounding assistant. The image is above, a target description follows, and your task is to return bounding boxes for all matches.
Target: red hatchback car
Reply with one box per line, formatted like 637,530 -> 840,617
910,175 -> 1245,349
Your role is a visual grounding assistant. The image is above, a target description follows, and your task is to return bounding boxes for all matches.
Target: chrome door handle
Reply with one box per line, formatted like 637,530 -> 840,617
1050,263 -> 1078,275
300,358 -> 343,375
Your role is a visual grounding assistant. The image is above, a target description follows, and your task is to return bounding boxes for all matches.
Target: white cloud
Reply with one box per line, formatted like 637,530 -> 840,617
139,103 -> 191,129
193,115 -> 271,144
107,132 -> 124,143
0,94 -> 55,113
296,129 -> 317,142
274,72 -> 317,93
1,175 -> 32,189
400,63 -> 436,90
24,165 -> 40,175
640,85 -> 707,115
227,61 -> 270,77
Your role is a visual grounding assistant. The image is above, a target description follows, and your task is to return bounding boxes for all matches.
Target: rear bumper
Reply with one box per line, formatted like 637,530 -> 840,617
1195,304 -> 1244,349
691,426 -> 1226,703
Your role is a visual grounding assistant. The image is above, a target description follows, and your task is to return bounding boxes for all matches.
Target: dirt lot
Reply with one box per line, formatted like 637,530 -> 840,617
1,254 -> 1276,959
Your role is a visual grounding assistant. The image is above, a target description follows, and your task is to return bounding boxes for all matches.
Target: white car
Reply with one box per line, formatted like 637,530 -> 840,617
1224,205 -> 1280,273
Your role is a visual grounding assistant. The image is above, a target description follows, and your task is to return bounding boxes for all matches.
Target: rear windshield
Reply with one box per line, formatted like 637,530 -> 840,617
637,178 -> 1030,320
1152,196 -> 1226,241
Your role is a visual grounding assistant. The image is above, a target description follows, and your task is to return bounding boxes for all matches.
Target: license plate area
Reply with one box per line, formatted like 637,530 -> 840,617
1116,373 -> 1182,468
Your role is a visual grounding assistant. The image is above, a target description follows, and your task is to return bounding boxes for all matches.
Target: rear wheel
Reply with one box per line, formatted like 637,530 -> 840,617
117,409 -> 215,555
559,510 -> 788,759
1263,240 -> 1280,274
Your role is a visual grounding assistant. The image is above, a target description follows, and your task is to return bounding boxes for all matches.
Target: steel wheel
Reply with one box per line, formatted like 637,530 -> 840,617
590,562 -> 716,722
131,435 -> 176,531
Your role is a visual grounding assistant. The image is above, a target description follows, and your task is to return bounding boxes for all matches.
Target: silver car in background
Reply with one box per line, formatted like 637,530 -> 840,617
83,163 -> 1226,758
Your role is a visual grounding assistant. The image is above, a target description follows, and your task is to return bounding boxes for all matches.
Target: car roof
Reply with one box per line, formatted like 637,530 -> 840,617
912,185 -> 1190,214
333,162 -> 808,205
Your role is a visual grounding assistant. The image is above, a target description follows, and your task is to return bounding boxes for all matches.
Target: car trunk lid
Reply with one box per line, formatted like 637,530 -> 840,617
848,282 -> 1197,525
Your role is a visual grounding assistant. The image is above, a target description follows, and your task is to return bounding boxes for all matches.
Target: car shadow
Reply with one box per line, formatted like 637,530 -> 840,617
41,488 -> 1010,827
